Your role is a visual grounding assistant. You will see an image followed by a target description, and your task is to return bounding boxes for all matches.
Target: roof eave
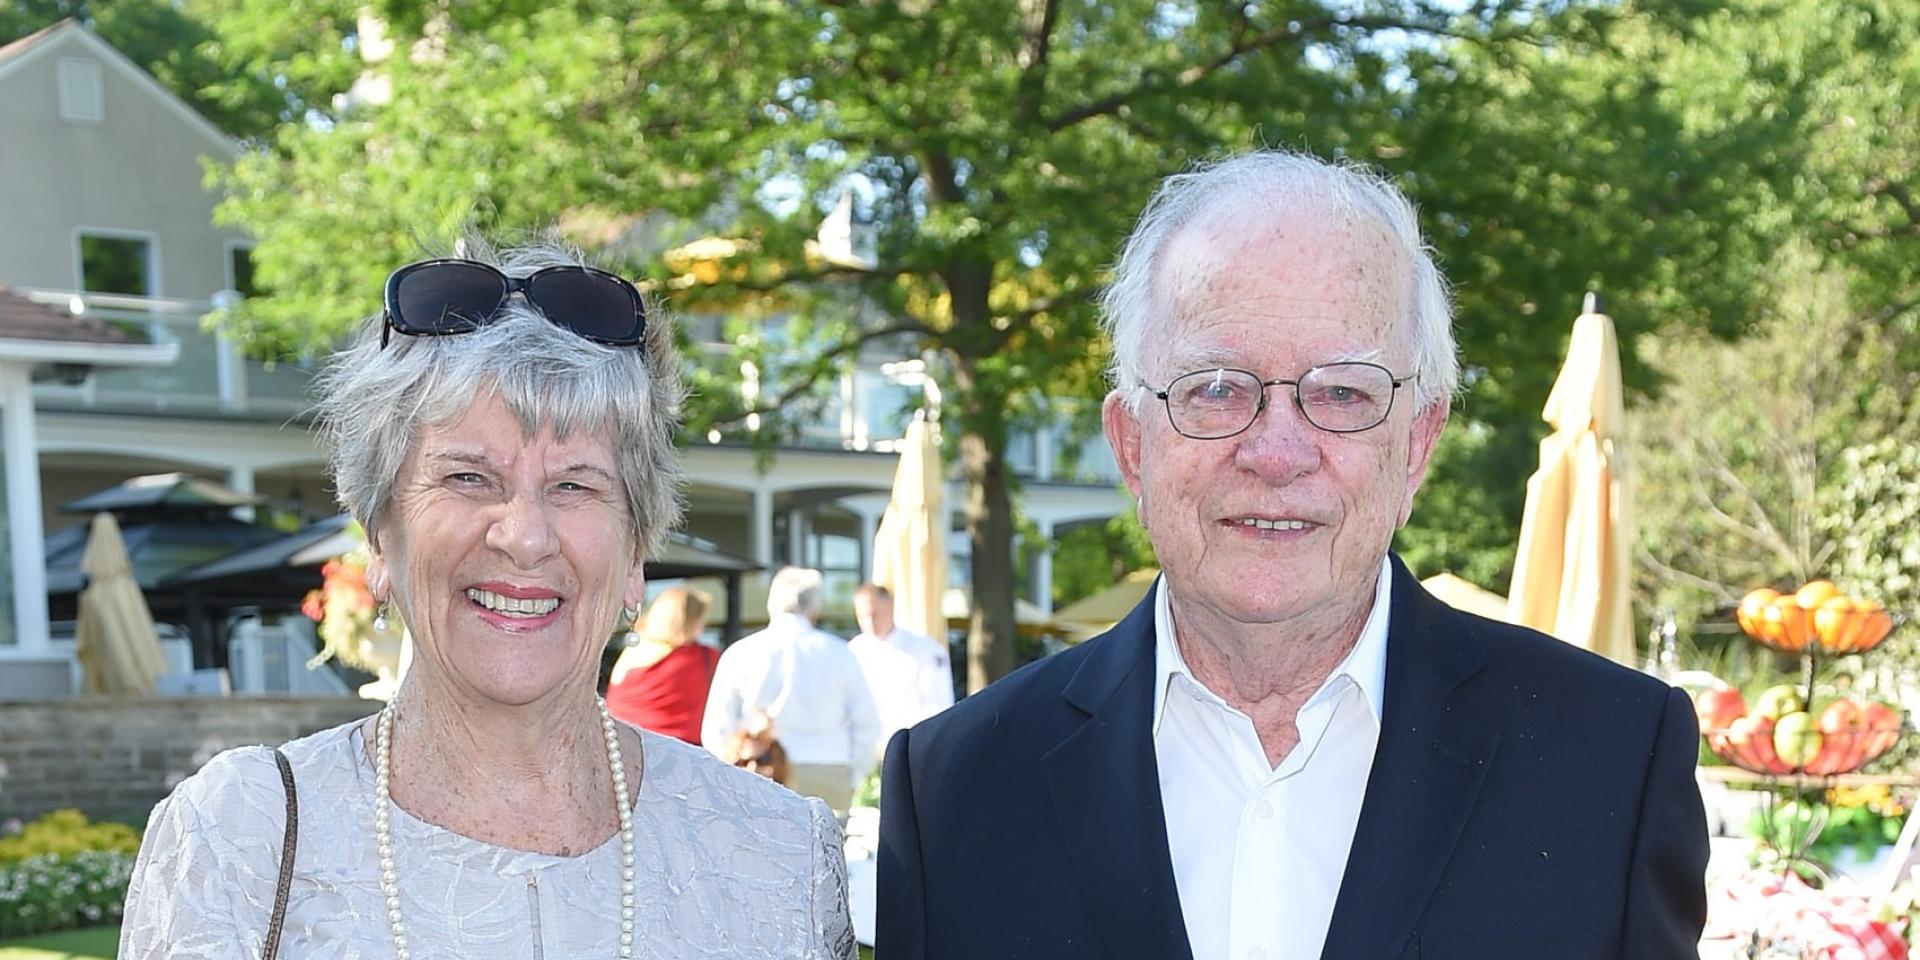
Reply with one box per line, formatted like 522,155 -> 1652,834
0,338 -> 181,368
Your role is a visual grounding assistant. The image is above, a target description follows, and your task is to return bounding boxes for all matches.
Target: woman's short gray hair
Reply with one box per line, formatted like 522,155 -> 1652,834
316,233 -> 685,560
1099,149 -> 1458,413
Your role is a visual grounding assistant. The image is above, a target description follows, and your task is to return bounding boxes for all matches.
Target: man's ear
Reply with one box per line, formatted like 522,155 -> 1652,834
1397,400 -> 1451,526
1102,389 -> 1146,502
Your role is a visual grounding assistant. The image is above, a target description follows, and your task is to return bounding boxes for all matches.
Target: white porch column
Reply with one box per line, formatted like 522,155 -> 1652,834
226,464 -> 256,522
855,507 -> 878,582
786,509 -> 808,567
1,364 -> 50,652
1029,518 -> 1055,615
750,487 -> 774,567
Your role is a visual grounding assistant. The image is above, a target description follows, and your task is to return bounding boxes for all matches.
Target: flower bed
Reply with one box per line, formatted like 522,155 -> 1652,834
1705,869 -> 1907,958
0,811 -> 139,939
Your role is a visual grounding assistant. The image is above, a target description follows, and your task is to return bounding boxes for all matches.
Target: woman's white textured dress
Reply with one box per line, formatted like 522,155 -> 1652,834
119,719 -> 857,959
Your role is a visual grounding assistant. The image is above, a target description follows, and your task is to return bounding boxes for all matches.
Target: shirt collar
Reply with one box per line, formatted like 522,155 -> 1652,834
1151,555 -> 1394,735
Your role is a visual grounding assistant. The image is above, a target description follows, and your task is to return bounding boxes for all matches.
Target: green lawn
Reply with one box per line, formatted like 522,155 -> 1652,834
0,925 -> 118,959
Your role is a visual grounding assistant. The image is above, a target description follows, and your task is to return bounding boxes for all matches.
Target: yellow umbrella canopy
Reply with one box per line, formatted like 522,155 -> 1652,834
1419,572 -> 1512,622
1507,299 -> 1635,664
941,588 -> 1052,638
73,512 -> 170,695
871,416 -> 949,641
1049,567 -> 1160,641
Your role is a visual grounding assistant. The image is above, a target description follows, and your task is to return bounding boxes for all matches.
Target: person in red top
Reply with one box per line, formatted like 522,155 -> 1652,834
605,586 -> 719,743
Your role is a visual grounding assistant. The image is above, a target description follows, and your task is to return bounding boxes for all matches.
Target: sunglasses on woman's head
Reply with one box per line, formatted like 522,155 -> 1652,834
381,258 -> 647,348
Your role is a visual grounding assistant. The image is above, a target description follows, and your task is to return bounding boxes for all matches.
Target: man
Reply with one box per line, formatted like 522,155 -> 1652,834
850,583 -> 956,743
702,566 -> 881,813
877,151 -> 1708,959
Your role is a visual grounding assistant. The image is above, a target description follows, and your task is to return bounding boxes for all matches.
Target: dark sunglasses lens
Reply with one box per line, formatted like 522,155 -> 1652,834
393,262 -> 507,334
527,269 -> 642,344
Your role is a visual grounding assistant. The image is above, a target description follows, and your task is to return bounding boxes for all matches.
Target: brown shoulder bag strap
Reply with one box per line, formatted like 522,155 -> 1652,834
264,748 -> 298,960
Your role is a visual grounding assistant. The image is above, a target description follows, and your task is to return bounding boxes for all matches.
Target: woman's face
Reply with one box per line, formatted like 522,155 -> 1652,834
368,390 -> 643,708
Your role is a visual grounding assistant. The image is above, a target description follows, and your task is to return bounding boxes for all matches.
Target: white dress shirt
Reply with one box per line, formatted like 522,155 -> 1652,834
849,626 -> 955,742
1153,557 -> 1393,960
702,614 -> 883,785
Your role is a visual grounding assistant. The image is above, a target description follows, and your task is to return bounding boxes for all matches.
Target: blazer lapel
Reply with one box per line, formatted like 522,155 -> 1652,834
1042,582 -> 1196,960
1320,559 -> 1498,959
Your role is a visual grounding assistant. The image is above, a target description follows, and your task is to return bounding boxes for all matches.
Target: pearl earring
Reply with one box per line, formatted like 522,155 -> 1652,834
621,607 -> 639,646
373,607 -> 389,632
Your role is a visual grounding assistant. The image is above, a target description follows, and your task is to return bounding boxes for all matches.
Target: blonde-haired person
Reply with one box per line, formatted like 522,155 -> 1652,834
120,236 -> 854,959
606,586 -> 720,744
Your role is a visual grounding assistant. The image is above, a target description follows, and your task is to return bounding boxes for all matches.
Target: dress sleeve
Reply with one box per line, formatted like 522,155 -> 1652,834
118,747 -> 285,960
805,796 -> 858,960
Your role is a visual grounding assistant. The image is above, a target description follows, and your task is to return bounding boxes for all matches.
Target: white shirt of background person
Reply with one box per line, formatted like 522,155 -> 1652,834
848,584 -> 956,744
701,569 -> 882,791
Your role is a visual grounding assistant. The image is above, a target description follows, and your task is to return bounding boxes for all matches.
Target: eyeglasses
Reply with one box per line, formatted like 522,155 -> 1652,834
1153,362 -> 1412,439
381,258 -> 646,348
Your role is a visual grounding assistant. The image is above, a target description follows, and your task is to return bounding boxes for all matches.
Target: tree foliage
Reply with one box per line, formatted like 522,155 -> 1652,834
204,0 -> 1591,688
51,0 -> 1912,685
1633,244 -> 1917,627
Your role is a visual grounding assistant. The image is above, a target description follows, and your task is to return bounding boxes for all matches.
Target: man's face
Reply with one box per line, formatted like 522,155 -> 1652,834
855,592 -> 894,637
1101,212 -> 1448,635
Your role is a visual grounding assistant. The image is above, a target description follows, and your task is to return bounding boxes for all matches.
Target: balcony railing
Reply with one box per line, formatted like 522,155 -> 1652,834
22,290 -> 316,419
17,289 -> 1119,483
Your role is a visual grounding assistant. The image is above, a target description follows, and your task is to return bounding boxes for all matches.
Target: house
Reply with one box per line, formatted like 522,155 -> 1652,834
0,21 -> 1129,698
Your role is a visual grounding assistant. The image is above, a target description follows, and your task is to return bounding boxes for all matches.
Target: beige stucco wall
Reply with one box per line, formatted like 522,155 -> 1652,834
0,29 -> 248,298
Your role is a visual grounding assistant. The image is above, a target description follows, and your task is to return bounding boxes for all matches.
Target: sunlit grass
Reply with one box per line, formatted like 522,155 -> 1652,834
0,923 -> 118,959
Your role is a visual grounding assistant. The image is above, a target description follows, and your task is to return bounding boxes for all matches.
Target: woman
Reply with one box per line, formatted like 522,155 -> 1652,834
606,586 -> 720,743
119,237 -> 856,959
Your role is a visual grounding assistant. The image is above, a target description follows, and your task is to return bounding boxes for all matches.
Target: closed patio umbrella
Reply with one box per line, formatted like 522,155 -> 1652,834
871,414 -> 948,642
1507,295 -> 1635,664
74,512 -> 170,694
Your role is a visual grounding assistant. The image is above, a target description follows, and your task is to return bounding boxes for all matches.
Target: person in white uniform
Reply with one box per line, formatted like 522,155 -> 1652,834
119,236 -> 855,960
849,583 -> 955,743
703,566 -> 882,814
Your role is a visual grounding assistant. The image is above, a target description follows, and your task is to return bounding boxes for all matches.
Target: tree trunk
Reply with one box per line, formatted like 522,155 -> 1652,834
945,266 -> 1017,693
959,417 -> 1017,692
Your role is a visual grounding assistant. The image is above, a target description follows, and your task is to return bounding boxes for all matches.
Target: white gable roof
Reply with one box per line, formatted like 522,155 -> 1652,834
0,18 -> 239,156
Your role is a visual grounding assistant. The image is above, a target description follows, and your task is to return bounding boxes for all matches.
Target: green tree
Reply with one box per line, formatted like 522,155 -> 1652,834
209,0 -> 1576,689
1377,0 -> 1920,593
1633,242 -> 1918,629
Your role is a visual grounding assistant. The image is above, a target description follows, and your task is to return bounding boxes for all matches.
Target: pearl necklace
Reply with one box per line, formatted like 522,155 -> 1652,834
373,699 -> 636,959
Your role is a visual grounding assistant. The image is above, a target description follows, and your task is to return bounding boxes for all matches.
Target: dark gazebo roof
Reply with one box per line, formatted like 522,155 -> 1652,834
61,472 -> 262,516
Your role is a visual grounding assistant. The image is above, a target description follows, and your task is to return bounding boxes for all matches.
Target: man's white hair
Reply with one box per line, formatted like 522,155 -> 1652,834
767,567 -> 825,619
1099,149 -> 1458,413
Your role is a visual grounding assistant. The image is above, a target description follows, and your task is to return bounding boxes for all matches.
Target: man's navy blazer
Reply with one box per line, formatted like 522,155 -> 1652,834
876,557 -> 1708,959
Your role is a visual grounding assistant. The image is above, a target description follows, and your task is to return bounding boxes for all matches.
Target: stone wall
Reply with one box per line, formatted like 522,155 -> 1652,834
0,697 -> 376,824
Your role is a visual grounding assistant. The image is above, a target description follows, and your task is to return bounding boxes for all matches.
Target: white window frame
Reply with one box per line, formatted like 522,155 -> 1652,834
72,226 -> 163,300
223,239 -> 256,300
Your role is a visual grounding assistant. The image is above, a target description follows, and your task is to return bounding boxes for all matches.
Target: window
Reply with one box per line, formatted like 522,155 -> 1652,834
79,234 -> 153,296
57,57 -> 103,124
228,246 -> 258,298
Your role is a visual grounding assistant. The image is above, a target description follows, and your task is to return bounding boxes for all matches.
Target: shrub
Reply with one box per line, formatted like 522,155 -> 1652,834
0,809 -> 139,863
0,850 -> 135,938
0,810 -> 142,937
